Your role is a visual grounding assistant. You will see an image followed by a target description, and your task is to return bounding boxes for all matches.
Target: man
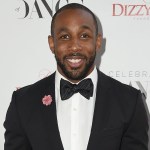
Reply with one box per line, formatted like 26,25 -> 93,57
4,3 -> 149,150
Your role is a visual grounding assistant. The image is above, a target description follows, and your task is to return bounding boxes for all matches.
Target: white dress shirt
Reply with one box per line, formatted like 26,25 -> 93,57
55,67 -> 98,150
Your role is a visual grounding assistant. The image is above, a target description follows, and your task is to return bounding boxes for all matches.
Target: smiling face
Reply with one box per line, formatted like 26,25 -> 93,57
49,8 -> 101,83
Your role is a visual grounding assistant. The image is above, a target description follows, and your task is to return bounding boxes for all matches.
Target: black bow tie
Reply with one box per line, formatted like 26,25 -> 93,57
60,78 -> 93,100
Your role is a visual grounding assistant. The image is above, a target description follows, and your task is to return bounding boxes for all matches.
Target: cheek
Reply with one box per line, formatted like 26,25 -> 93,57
54,42 -> 67,57
83,42 -> 96,55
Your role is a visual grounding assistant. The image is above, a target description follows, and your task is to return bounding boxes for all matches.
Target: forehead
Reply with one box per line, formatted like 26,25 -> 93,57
53,8 -> 95,32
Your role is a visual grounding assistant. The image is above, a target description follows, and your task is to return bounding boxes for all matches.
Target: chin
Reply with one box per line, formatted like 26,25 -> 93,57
64,68 -> 89,81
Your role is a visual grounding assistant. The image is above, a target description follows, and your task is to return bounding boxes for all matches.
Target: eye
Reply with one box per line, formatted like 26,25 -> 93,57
80,33 -> 89,39
60,34 -> 69,40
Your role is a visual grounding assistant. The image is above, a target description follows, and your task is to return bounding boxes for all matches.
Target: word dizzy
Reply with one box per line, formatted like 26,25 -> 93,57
112,4 -> 150,16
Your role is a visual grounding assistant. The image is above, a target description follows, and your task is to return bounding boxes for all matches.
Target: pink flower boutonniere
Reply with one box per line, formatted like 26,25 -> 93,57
42,95 -> 52,106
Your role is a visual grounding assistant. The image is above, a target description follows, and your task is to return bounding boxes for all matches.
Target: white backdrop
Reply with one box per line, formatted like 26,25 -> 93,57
0,0 -> 150,149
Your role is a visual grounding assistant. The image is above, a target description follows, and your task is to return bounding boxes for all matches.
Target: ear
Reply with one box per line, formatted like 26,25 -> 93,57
48,35 -> 55,54
96,34 -> 102,52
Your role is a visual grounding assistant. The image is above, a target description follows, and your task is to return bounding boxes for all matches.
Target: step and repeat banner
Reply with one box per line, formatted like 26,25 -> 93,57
0,0 -> 150,149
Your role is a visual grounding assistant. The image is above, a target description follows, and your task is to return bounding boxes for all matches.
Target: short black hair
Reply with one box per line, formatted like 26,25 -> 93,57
51,3 -> 98,36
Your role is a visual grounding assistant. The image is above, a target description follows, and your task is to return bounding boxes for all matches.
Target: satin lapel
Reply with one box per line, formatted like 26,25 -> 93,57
87,71 -> 112,150
40,73 -> 64,149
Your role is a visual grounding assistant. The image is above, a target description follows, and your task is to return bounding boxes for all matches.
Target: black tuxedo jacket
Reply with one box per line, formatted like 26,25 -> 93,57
4,70 -> 149,150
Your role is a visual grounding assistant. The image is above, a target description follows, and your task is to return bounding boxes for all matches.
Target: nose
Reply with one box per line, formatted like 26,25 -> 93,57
69,38 -> 81,52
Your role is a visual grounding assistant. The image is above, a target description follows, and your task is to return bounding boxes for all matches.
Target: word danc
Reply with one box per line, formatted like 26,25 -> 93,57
18,0 -> 83,18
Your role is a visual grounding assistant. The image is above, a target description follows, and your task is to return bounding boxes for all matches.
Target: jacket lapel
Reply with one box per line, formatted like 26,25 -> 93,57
87,70 -> 112,150
40,73 -> 64,150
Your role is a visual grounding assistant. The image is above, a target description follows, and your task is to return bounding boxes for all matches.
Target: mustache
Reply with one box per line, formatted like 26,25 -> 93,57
64,52 -> 86,59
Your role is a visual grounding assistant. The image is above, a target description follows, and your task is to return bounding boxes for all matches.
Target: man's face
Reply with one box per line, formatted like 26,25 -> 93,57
49,9 -> 101,83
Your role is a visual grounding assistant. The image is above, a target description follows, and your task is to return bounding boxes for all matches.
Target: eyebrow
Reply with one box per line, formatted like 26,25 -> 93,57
56,27 -> 69,35
56,24 -> 93,35
80,25 -> 92,32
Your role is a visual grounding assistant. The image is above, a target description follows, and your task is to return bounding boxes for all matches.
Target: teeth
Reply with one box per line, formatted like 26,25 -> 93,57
67,59 -> 81,63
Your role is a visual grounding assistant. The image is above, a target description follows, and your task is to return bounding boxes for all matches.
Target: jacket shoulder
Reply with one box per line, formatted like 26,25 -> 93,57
98,70 -> 140,96
15,72 -> 55,97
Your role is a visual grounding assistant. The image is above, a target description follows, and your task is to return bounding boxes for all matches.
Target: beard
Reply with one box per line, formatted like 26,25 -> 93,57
55,52 -> 96,81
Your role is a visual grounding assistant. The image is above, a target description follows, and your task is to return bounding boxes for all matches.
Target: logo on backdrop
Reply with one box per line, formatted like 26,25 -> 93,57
15,0 -> 83,19
108,70 -> 150,100
143,0 -> 150,4
112,0 -> 150,19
